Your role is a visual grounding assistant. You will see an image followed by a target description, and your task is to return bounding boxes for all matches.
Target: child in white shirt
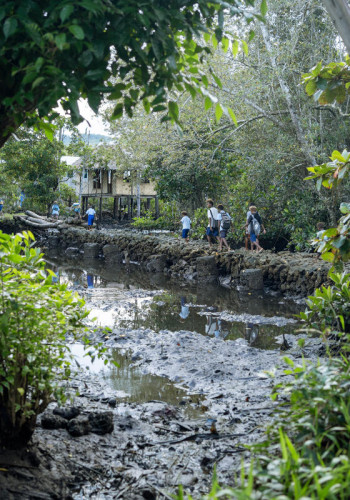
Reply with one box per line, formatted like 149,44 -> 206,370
86,206 -> 96,230
180,211 -> 191,243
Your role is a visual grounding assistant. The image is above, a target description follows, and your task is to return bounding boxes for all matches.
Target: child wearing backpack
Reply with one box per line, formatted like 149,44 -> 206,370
217,204 -> 232,251
245,205 -> 266,252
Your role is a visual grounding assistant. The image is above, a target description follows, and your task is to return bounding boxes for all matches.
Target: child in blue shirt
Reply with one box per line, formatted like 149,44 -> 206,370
51,201 -> 59,220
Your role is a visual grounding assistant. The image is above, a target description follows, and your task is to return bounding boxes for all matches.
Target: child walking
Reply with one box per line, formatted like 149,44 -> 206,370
180,211 -> 191,242
86,205 -> 96,230
217,204 -> 232,251
245,205 -> 266,252
51,200 -> 59,220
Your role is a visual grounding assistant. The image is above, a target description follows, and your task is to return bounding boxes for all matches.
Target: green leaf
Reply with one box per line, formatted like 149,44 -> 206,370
32,77 -> 45,89
212,73 -> 222,89
232,40 -> 239,57
3,17 -> 18,39
40,122 -> 54,141
60,5 -> 74,23
321,252 -> 335,263
204,97 -> 212,110
69,25 -> 85,40
331,150 -> 346,162
305,79 -> 317,96
168,101 -> 179,120
143,98 -> 151,114
260,0 -> 268,16
17,388 -> 25,396
215,103 -> 223,123
340,202 -> 350,215
227,107 -> 238,126
241,40 -> 248,56
55,33 -> 67,51
221,37 -> 229,53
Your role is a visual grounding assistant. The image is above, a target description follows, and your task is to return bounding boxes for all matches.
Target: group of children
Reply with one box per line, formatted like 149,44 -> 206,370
51,201 -> 97,230
179,199 -> 267,252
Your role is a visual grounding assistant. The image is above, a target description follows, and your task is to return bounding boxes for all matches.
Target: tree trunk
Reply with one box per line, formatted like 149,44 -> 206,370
321,0 -> 350,54
260,24 -> 317,167
136,172 -> 141,217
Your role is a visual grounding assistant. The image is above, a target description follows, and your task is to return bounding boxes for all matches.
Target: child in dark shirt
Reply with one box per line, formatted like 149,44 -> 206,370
245,205 -> 266,252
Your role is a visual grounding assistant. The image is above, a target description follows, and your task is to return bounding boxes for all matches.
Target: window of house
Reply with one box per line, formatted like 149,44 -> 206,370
83,168 -> 88,179
93,169 -> 101,189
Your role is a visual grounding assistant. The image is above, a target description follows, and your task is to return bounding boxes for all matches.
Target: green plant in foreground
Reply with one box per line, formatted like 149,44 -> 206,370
176,354 -> 350,499
0,230 -> 109,448
299,272 -> 350,336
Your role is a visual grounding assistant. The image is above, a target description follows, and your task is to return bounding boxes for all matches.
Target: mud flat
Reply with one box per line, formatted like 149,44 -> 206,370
0,254 -> 322,499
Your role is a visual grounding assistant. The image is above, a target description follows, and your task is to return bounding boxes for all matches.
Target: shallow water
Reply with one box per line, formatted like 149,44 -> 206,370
70,344 -> 203,417
47,254 -> 303,351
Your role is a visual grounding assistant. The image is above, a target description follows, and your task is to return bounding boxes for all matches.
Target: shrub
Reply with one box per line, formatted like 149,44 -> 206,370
177,355 -> 350,499
0,230 -> 107,448
299,272 -> 350,336
132,215 -> 177,231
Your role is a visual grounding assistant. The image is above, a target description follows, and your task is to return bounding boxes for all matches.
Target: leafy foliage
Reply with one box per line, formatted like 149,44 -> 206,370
177,353 -> 350,499
306,149 -> 350,191
0,127 -> 70,213
302,55 -> 350,106
299,272 -> 350,335
0,230 -> 108,448
0,0 -> 262,146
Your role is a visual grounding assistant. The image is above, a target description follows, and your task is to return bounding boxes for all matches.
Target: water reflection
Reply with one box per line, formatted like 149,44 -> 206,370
87,274 -> 94,289
179,296 -> 190,320
71,344 -> 202,416
245,322 -> 260,346
46,254 -> 303,350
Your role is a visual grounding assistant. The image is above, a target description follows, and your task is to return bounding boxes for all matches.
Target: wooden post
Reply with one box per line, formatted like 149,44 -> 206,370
113,197 -> 117,219
155,196 -> 159,219
130,196 -> 134,219
99,196 -> 102,224
127,196 -> 131,219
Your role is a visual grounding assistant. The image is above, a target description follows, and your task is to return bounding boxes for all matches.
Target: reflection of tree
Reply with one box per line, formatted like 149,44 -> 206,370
245,322 -> 259,346
104,349 -> 202,412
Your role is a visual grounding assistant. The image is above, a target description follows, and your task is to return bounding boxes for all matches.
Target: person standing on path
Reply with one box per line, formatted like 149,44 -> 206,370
244,206 -> 253,250
245,205 -> 266,252
51,201 -> 60,220
86,205 -> 96,230
180,211 -> 191,243
0,199 -> 3,216
206,199 -> 219,248
217,204 -> 232,252
71,202 -> 81,220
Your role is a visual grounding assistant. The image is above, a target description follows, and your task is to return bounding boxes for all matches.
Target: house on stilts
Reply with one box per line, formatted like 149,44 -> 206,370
60,156 -> 159,221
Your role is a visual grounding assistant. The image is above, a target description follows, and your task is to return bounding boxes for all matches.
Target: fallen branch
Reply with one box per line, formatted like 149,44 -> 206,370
25,210 -> 46,220
17,216 -> 60,229
146,432 -> 245,447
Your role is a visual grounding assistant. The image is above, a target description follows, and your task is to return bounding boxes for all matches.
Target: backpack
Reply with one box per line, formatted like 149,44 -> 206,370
210,209 -> 219,229
250,214 -> 260,236
221,211 -> 231,230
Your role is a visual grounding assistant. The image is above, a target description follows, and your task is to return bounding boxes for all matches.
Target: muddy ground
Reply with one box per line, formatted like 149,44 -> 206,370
0,258 -> 321,500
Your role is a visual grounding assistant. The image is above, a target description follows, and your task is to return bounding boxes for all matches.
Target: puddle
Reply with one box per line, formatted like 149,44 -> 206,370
47,254 -> 303,351
70,344 -> 204,418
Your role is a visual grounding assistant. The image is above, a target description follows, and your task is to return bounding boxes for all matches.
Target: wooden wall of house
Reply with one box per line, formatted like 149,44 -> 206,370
81,170 -> 157,197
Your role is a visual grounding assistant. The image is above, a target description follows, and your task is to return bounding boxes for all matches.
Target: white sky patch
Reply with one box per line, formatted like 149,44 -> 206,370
55,99 -> 112,136
77,99 -> 112,136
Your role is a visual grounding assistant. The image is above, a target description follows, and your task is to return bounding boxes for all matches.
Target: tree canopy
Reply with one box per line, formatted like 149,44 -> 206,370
0,0 -> 264,148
